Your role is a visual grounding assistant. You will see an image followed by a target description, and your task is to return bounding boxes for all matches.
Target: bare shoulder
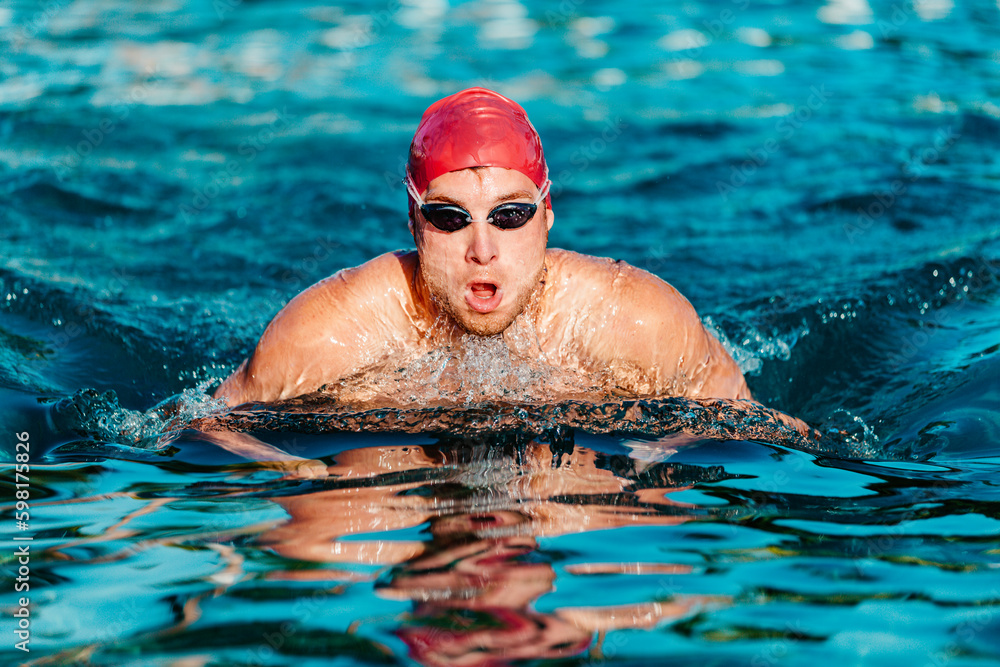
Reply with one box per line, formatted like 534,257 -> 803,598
215,251 -> 418,405
543,248 -> 622,300
304,250 -> 414,304
544,247 -> 617,278
544,248 -> 696,321
542,248 -> 748,400
262,250 -> 416,337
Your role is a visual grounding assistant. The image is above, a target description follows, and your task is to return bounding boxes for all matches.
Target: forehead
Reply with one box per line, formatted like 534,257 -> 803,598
423,167 -> 536,201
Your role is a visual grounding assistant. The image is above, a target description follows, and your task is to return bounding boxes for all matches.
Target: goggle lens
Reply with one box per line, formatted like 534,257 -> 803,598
404,173 -> 550,233
419,202 -> 538,232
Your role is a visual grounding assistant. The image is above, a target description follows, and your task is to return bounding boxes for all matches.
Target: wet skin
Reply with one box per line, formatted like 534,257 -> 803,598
214,167 -> 751,408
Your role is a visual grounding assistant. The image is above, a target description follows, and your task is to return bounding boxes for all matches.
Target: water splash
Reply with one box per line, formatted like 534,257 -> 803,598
818,408 -> 881,459
324,330 -> 616,408
412,333 -> 554,403
703,315 -> 809,376
50,381 -> 228,449
196,394 -> 831,453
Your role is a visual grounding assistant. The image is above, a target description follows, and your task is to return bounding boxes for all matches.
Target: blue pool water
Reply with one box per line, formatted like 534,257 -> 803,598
2,0 -> 1000,664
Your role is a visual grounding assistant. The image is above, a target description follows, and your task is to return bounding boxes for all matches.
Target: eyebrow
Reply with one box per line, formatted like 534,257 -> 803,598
424,190 -> 536,206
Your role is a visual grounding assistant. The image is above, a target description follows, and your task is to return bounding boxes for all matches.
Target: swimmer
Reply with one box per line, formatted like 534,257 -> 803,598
214,87 -> 753,408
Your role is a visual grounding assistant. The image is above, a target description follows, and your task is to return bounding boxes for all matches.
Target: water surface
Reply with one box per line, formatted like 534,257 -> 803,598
2,0 -> 1000,664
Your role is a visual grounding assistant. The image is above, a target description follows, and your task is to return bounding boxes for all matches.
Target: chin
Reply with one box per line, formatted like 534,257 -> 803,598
431,291 -> 512,335
455,310 -> 518,336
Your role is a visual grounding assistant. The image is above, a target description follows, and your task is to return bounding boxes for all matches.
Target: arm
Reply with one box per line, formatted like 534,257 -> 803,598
607,263 -> 750,400
214,276 -> 353,406
201,272 -> 368,471
607,264 -> 816,437
214,253 -> 413,407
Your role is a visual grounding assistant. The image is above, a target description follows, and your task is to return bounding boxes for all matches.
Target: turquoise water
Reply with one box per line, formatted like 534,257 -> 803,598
2,0 -> 1000,664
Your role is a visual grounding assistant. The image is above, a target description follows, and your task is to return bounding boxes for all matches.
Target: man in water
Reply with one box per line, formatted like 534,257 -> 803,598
214,87 -> 751,408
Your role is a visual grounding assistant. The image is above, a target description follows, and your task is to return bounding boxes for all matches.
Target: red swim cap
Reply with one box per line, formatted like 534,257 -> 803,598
407,87 -> 550,209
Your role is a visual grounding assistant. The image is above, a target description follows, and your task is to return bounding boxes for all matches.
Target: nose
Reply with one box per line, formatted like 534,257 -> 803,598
465,222 -> 498,265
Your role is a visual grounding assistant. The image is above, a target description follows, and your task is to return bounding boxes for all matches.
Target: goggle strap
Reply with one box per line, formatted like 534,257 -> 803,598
535,178 -> 551,205
403,171 -> 426,206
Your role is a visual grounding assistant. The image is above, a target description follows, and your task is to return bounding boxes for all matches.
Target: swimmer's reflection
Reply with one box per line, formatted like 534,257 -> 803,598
384,511 -> 591,666
260,434 -> 733,666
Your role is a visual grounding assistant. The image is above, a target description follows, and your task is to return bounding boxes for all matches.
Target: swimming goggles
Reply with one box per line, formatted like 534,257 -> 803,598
404,172 -> 550,232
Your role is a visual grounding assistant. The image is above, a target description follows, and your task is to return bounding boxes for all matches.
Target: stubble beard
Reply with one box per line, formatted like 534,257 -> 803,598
419,261 -> 546,337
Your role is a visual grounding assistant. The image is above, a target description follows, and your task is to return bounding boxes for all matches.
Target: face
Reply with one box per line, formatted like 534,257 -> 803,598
412,167 -> 554,336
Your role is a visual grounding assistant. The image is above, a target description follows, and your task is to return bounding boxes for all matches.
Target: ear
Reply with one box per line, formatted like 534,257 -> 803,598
409,216 -> 422,246
408,199 -> 420,242
545,206 -> 554,232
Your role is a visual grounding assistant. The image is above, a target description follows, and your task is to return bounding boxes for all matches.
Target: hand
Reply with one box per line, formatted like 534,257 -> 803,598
267,457 -> 330,480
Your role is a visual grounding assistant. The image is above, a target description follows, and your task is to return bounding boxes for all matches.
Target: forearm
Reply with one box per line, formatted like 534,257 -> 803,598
189,426 -> 328,478
193,429 -> 303,462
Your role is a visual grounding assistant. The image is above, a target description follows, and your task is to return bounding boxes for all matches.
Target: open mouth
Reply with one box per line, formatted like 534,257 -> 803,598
465,281 -> 503,313
471,282 -> 497,299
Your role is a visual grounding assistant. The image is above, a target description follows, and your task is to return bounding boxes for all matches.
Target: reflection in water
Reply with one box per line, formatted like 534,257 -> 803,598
259,432 -> 733,665
29,427 -> 1000,665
